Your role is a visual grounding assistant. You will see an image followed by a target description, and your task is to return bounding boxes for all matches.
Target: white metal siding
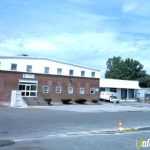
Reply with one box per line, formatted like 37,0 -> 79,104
0,57 -> 100,78
100,79 -> 140,89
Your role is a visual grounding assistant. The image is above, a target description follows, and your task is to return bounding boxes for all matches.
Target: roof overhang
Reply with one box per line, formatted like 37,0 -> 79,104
100,79 -> 141,89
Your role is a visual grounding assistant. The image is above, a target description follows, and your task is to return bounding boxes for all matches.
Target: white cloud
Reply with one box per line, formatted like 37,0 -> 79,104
122,1 -> 140,13
0,32 -> 150,74
121,0 -> 150,16
50,32 -> 141,54
0,38 -> 56,56
0,32 -> 143,57
24,38 -> 56,51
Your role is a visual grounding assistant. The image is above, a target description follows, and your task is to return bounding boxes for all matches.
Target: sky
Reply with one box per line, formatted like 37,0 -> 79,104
0,0 -> 150,76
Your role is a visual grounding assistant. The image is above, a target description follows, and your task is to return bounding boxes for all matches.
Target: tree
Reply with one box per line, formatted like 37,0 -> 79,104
105,56 -> 150,87
105,57 -> 126,79
139,75 -> 150,88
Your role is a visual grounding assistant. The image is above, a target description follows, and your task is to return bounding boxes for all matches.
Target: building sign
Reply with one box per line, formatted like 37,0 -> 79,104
23,74 -> 35,79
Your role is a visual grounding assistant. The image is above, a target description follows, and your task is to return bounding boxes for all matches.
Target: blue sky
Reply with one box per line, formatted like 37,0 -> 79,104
0,0 -> 150,76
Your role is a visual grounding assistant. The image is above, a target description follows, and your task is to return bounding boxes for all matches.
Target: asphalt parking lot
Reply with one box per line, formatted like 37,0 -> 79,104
0,104 -> 150,150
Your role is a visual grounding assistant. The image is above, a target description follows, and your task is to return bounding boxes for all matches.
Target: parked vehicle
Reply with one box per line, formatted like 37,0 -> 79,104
100,92 -> 120,103
109,96 -> 120,103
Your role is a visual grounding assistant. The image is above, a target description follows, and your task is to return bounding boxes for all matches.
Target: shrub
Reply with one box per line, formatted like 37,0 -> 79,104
45,99 -> 52,105
92,99 -> 98,103
75,99 -> 87,104
61,99 -> 72,104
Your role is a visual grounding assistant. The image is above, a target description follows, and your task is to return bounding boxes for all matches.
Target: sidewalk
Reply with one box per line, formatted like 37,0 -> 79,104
28,103 -> 150,113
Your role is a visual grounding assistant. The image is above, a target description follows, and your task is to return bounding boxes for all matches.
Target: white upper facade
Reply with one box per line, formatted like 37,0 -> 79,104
100,78 -> 140,89
0,56 -> 100,78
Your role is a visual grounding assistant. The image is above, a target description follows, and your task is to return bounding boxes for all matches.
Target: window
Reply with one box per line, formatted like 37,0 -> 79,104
110,88 -> 117,93
145,94 -> 150,100
19,85 -> 25,90
26,92 -> 30,96
100,88 -> 105,92
91,72 -> 95,77
80,88 -> 85,95
11,64 -> 17,71
18,83 -> 37,97
68,87 -> 73,94
26,65 -> 32,73
81,71 -> 85,77
30,92 -> 36,96
56,86 -> 62,93
26,85 -> 30,90
69,69 -> 74,76
128,89 -> 134,99
21,92 -> 25,96
31,85 -> 36,91
90,88 -> 96,95
44,67 -> 49,74
57,68 -> 62,75
42,85 -> 49,94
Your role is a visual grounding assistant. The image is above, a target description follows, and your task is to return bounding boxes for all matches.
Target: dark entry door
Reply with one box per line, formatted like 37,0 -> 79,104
121,89 -> 127,99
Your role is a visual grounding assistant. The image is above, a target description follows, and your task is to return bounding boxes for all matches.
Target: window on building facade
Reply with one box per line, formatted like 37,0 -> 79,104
18,83 -> 37,97
128,89 -> 134,99
80,88 -> 85,95
26,65 -> 32,73
69,69 -> 74,76
19,84 -> 25,90
90,88 -> 96,95
100,88 -> 105,92
110,88 -> 117,93
57,68 -> 62,75
56,86 -> 62,93
91,72 -> 95,77
81,71 -> 85,77
11,63 -> 17,71
68,87 -> 73,94
44,67 -> 49,74
30,92 -> 36,96
42,85 -> 49,94
31,85 -> 36,91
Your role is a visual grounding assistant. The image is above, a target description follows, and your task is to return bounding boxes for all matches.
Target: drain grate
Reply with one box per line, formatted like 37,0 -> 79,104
0,140 -> 15,147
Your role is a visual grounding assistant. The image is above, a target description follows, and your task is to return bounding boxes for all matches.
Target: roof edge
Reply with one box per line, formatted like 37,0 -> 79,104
0,56 -> 100,72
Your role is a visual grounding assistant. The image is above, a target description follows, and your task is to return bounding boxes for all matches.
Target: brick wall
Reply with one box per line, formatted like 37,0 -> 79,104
37,74 -> 99,102
0,71 -> 100,105
0,71 -> 21,104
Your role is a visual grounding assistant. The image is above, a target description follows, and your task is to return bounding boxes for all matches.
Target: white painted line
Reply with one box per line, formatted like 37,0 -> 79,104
12,126 -> 150,142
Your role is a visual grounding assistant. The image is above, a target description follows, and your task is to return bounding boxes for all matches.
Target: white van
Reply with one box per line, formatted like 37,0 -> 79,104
100,91 -> 120,103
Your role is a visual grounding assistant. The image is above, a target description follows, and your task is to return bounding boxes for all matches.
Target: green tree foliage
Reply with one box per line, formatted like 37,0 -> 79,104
139,75 -> 150,87
105,56 -> 150,87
